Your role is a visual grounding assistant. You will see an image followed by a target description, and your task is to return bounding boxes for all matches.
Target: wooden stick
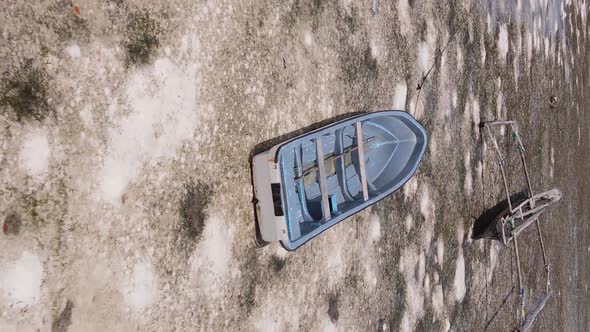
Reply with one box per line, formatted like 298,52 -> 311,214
520,290 -> 553,332
485,126 -> 513,212
482,120 -> 517,127
511,124 -> 551,291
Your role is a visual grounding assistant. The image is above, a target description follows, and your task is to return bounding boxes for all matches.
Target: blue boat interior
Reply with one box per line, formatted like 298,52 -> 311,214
278,112 -> 427,248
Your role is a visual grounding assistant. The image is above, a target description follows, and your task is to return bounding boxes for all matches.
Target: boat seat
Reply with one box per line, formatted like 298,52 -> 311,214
355,122 -> 370,201
294,147 -> 314,222
352,123 -> 377,196
352,157 -> 378,192
335,128 -> 356,202
315,136 -> 332,221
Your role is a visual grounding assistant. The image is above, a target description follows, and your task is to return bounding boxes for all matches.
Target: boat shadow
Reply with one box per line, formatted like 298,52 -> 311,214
471,190 -> 528,240
248,111 -> 366,247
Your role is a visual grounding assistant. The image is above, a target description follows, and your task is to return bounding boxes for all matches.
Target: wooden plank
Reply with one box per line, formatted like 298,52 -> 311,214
315,137 -> 331,221
356,122 -> 369,201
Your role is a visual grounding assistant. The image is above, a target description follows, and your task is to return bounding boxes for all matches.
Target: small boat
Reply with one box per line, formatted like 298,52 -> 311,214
252,111 -> 428,250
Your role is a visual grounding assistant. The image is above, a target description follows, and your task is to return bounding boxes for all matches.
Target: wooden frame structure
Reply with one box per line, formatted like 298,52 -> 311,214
481,120 -> 562,332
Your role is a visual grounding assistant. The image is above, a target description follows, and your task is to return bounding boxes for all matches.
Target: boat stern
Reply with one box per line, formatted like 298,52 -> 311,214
252,149 -> 284,243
